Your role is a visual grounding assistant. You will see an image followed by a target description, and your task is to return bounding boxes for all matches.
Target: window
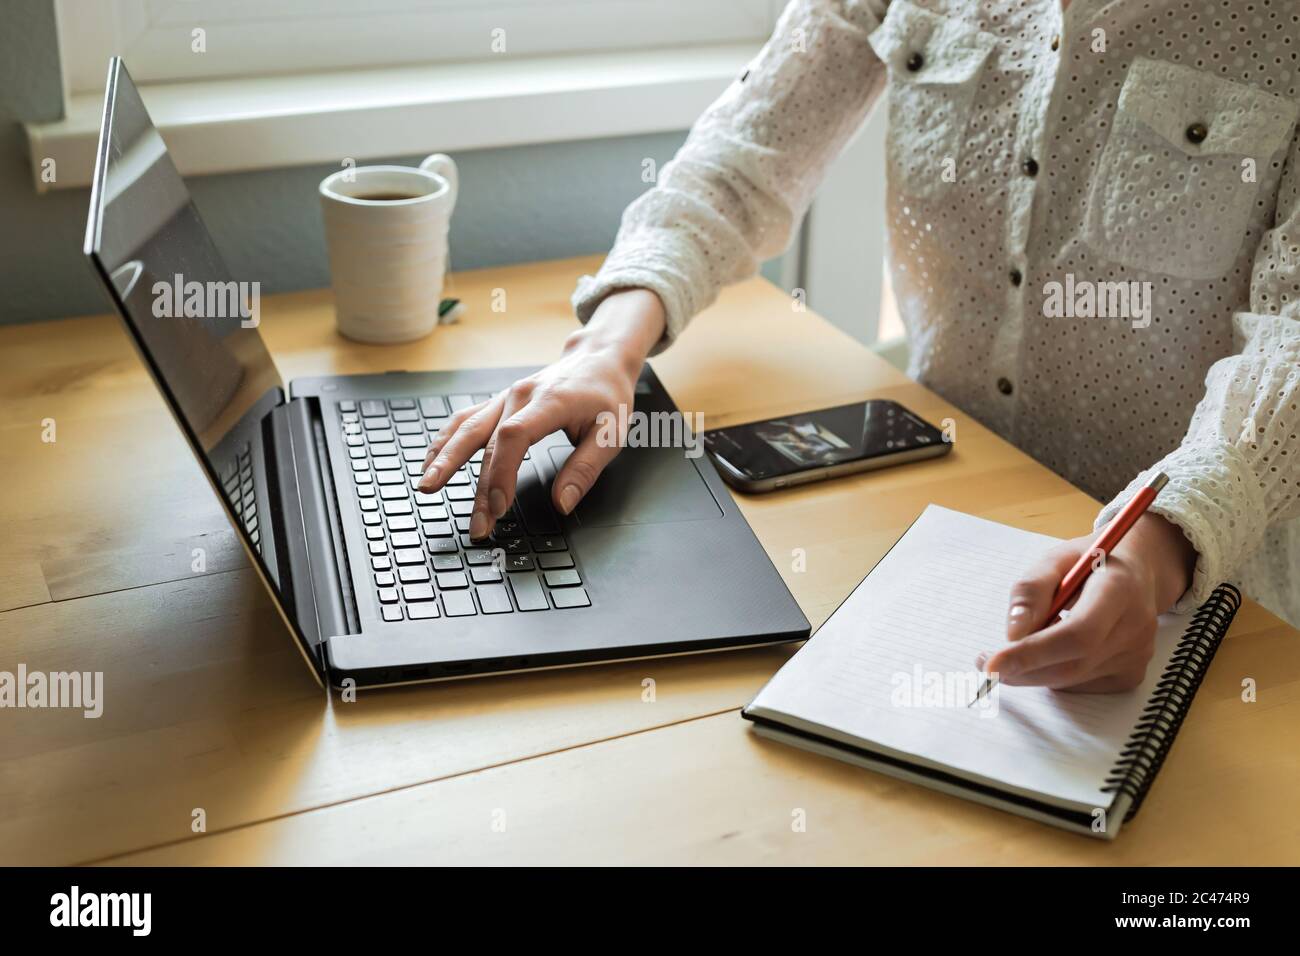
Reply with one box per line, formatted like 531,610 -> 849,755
58,0 -> 785,95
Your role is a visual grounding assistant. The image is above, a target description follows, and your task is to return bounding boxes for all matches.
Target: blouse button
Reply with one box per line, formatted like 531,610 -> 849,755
906,52 -> 924,72
1185,122 -> 1208,145
997,377 -> 1014,396
1021,157 -> 1039,177
1050,34 -> 1060,51
1009,269 -> 1023,287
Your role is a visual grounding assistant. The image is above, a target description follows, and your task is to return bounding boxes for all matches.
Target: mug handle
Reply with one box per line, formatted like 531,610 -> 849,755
419,153 -> 458,213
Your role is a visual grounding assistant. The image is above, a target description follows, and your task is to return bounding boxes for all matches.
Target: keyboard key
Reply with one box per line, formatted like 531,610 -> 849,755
386,515 -> 417,532
372,456 -> 401,471
349,445 -> 368,459
450,500 -> 474,517
538,551 -> 574,570
464,548 -> 495,566
363,416 -> 391,431
382,498 -> 413,515
505,554 -> 534,572
445,485 -> 474,501
408,602 -> 440,620
353,472 -> 373,485
418,504 -> 449,521
379,485 -> 409,500
413,492 -> 442,506
362,511 -> 382,527
370,443 -> 398,457
390,531 -> 421,548
432,553 -> 463,571
477,584 -> 512,614
420,396 -> 449,417
508,572 -> 548,611
402,448 -> 427,463
445,469 -> 470,486
339,400 -> 357,413
544,569 -> 581,588
391,409 -> 419,422
399,565 -> 431,583
455,516 -> 473,533
515,460 -> 560,534
390,398 -> 415,410
376,471 -> 406,486
427,538 -> 458,554
375,571 -> 396,587
371,556 -> 392,571
394,422 -> 423,436
399,434 -> 427,449
471,565 -> 503,584
551,587 -> 591,609
436,571 -> 468,589
423,521 -> 453,538
381,605 -> 403,623
377,587 -> 400,604
357,487 -> 376,500
360,400 -> 386,416
442,591 -> 477,617
393,548 -> 426,565
496,536 -> 529,555
532,536 -> 567,553
402,583 -> 435,602
448,393 -> 475,412
365,526 -> 384,541
368,541 -> 388,556
366,429 -> 395,444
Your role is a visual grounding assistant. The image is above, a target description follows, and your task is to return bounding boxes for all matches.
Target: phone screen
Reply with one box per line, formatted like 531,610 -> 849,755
703,400 -> 945,481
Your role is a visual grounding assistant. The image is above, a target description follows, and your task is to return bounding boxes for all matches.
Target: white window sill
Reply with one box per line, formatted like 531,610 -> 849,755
25,44 -> 753,192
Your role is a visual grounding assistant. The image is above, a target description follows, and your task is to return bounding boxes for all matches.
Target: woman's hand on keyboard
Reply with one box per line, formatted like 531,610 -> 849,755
418,288 -> 667,540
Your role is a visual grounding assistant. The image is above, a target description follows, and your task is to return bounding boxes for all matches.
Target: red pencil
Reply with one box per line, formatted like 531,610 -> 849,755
970,471 -> 1169,704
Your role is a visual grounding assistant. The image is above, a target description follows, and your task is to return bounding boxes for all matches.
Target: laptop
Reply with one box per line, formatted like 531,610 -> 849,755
83,59 -> 810,689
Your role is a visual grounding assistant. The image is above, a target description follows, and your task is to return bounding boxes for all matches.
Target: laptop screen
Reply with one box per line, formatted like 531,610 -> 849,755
83,60 -> 283,455
82,60 -> 322,679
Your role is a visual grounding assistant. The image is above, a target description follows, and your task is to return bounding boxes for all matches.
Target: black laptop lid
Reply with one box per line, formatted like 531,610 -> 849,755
83,59 -> 323,684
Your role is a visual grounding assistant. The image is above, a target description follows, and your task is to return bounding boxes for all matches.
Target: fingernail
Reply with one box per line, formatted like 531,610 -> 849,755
420,465 -> 440,490
558,484 -> 581,515
489,488 -> 507,518
469,510 -> 487,540
975,652 -> 989,672
1008,605 -> 1029,621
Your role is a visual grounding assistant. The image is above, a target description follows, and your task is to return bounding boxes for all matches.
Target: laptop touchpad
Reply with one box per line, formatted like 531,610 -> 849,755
547,445 -> 722,527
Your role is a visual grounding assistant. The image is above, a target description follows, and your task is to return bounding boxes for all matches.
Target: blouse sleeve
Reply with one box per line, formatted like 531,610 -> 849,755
571,0 -> 890,353
1097,131 -> 1300,611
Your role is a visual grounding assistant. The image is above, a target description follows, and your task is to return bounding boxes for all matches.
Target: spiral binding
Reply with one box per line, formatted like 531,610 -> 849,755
1100,583 -> 1242,821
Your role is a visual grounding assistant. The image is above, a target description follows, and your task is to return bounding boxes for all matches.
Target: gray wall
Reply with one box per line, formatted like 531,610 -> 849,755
0,0 -> 793,327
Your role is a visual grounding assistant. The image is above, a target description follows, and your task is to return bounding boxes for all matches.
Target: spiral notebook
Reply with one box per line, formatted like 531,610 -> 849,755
742,505 -> 1241,839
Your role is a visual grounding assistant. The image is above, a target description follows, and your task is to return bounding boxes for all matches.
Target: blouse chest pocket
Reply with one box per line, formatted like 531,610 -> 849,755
868,1 -> 996,201
1083,58 -> 1299,280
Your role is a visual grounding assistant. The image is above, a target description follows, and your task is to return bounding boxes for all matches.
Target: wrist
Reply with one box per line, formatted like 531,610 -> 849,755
564,288 -> 665,375
1124,513 -> 1196,610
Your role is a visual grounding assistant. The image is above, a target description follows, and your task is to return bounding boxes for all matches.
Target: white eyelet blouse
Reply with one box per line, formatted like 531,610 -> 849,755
573,0 -> 1300,627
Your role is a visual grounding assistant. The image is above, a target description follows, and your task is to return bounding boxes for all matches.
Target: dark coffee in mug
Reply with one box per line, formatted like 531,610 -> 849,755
356,191 -> 423,201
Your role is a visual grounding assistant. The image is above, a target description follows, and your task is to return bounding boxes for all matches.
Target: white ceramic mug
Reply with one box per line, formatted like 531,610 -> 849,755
319,154 -> 459,343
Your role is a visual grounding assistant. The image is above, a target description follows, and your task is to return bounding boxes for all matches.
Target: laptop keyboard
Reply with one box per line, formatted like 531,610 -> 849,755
338,396 -> 590,622
220,443 -> 263,554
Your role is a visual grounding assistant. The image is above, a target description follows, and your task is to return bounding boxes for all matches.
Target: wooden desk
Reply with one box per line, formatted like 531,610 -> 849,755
2,255 -> 1296,865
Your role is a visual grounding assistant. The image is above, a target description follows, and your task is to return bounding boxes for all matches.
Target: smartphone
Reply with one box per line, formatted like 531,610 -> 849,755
703,399 -> 951,493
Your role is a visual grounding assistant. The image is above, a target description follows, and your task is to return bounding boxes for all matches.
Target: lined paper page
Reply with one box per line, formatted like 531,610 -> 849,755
748,506 -> 1191,811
